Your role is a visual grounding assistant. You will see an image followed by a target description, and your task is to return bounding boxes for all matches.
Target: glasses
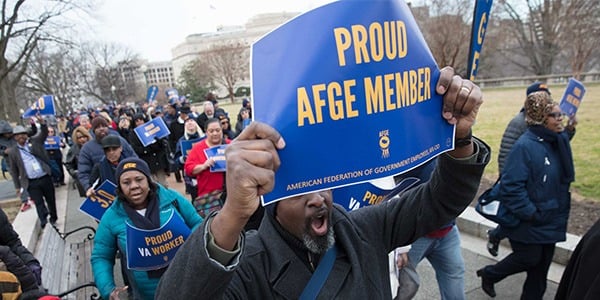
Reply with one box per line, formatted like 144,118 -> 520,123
221,121 -> 229,125
547,112 -> 565,119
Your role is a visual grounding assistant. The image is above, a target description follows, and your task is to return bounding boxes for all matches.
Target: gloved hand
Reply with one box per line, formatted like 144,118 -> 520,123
27,262 -> 42,285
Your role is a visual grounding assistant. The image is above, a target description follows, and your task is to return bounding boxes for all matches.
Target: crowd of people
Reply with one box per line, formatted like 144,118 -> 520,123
0,75 -> 595,299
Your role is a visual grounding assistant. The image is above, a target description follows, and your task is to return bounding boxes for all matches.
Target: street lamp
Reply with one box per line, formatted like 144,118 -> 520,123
140,64 -> 149,87
111,85 -> 117,102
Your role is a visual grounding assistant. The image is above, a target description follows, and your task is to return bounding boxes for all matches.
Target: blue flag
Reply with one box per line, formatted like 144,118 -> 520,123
467,0 -> 493,81
22,95 -> 56,118
79,180 -> 117,222
147,85 -> 159,103
133,117 -> 171,147
252,0 -> 454,205
559,78 -> 585,116
126,210 -> 191,271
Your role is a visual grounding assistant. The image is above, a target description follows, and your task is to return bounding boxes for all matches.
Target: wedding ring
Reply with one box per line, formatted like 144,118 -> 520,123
460,86 -> 471,94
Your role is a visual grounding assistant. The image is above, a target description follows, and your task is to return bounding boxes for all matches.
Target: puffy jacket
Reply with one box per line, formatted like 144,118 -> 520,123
500,129 -> 572,244
91,185 -> 202,300
498,109 -> 527,173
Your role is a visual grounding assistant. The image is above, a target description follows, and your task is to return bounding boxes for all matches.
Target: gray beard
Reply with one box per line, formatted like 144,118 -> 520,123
303,225 -> 335,254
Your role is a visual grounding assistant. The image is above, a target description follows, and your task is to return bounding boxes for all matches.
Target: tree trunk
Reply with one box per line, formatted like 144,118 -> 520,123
0,73 -> 19,122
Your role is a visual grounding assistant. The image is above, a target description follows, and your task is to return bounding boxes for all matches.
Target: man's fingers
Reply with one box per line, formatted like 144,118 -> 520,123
235,122 -> 285,150
436,66 -> 455,95
227,139 -> 281,172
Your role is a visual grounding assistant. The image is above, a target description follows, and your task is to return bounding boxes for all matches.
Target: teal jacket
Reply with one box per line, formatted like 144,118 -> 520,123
91,184 -> 202,300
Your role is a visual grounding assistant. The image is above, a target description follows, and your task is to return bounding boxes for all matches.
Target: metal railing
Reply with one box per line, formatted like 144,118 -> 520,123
475,72 -> 600,88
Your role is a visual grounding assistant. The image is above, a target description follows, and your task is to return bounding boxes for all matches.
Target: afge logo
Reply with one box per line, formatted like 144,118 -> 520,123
379,130 -> 390,158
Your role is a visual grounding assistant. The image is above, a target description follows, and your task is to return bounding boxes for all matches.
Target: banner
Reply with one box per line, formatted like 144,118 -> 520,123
79,180 -> 117,222
467,0 -> 494,81
180,137 -> 205,159
332,176 -> 420,211
559,78 -> 586,116
22,95 -> 56,118
203,144 -> 227,172
147,85 -> 159,103
252,0 -> 454,205
133,117 -> 171,147
165,88 -> 179,104
44,136 -> 61,150
126,210 -> 191,271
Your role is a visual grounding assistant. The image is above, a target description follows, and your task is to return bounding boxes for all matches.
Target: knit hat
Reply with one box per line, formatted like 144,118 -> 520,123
526,82 -> 551,96
91,117 -> 108,131
525,91 -> 555,126
115,158 -> 152,182
101,135 -> 121,149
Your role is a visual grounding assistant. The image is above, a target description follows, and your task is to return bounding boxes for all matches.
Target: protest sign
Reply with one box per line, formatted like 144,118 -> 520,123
332,176 -> 420,211
559,78 -> 586,116
133,117 -> 171,147
467,0 -> 494,81
165,88 -> 179,104
147,85 -> 159,102
126,210 -> 191,271
180,137 -> 205,159
79,180 -> 117,222
203,144 -> 227,172
44,136 -> 61,150
252,0 -> 454,205
22,95 -> 56,118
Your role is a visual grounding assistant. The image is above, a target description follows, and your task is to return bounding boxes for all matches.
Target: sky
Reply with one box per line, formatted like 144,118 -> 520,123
92,0 -> 335,62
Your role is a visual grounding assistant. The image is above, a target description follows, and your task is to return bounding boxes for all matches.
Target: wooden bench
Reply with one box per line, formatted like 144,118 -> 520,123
36,224 -> 100,300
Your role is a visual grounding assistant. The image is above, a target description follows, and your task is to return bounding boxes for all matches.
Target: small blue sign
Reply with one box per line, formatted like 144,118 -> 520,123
559,78 -> 585,116
252,0 -> 453,205
44,136 -> 61,150
147,85 -> 159,103
180,137 -> 205,159
79,180 -> 117,222
125,210 -> 191,271
332,177 -> 420,211
133,117 -> 171,147
165,88 -> 179,104
22,95 -> 56,118
203,144 -> 227,172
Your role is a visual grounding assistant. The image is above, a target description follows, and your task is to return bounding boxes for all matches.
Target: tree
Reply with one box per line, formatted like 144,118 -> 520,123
204,41 -> 249,103
411,0 -> 473,76
76,41 -> 141,105
176,59 -> 216,104
0,0 -> 94,121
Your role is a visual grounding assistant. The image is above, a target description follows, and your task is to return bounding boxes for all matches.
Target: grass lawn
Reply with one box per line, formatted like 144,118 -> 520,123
215,83 -> 600,202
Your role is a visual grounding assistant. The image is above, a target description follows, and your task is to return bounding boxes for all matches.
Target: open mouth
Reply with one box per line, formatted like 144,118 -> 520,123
310,210 -> 329,236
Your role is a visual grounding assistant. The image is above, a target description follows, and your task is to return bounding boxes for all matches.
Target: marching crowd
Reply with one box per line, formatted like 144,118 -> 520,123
0,76 -> 595,299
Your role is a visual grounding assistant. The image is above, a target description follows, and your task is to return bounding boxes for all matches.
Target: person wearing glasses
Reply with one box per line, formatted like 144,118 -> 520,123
476,91 -> 577,299
65,126 -> 92,196
218,114 -> 236,140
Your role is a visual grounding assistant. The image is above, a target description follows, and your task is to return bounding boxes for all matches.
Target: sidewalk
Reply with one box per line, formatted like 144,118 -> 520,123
12,174 -> 565,299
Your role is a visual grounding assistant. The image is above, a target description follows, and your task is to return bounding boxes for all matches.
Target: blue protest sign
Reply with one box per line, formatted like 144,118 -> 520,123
22,95 -> 56,118
133,117 -> 171,147
44,136 -> 61,150
180,137 -> 205,159
467,0 -> 494,81
559,78 -> 585,116
332,176 -> 420,211
203,144 -> 227,172
252,0 -> 454,205
125,210 -> 191,271
147,85 -> 159,103
79,180 -> 117,222
165,88 -> 179,104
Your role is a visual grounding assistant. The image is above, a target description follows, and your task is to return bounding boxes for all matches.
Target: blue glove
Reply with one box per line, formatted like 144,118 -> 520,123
27,262 -> 42,285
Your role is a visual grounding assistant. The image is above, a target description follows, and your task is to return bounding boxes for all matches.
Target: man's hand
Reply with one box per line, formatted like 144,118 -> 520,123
436,66 -> 483,138
211,122 -> 285,250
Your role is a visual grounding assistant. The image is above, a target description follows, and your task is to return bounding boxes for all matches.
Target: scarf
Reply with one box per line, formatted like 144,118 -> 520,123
121,191 -> 166,277
529,125 -> 574,183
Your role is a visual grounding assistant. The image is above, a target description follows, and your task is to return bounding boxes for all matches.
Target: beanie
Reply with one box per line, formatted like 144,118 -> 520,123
115,158 -> 152,183
525,91 -> 555,126
91,117 -> 108,131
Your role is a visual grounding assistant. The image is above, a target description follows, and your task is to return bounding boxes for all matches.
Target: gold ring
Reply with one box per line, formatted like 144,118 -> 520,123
460,86 -> 471,94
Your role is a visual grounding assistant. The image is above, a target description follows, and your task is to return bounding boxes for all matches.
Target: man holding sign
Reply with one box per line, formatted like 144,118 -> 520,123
156,67 -> 489,299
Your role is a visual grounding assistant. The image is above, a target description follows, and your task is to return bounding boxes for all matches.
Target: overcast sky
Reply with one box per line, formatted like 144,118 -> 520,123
91,0 -> 335,62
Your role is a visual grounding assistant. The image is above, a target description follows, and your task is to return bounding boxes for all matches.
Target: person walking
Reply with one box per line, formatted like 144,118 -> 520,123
476,92 -> 576,299
7,116 -> 58,228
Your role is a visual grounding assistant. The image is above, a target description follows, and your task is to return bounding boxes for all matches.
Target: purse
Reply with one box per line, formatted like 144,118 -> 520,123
193,189 -> 224,218
475,178 -> 520,228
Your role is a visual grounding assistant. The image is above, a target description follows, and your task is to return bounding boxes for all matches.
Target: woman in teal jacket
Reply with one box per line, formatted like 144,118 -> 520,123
91,158 -> 202,300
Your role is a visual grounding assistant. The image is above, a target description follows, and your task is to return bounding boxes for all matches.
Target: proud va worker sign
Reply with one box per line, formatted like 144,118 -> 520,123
252,0 -> 455,205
